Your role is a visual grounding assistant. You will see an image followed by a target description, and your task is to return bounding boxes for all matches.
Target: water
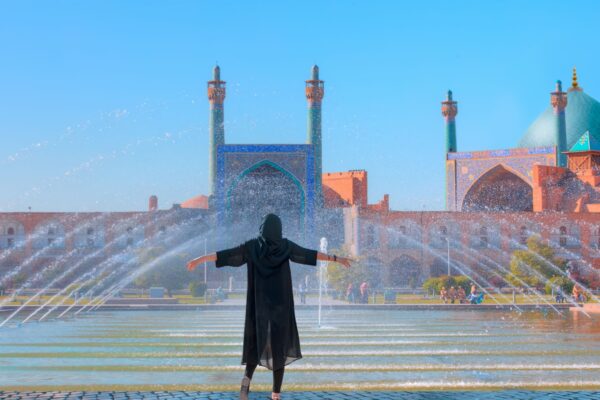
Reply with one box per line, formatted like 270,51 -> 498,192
1,309 -> 600,390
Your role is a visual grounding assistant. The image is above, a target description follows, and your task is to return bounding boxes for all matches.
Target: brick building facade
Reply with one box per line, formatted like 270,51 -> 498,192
3,67 -> 600,291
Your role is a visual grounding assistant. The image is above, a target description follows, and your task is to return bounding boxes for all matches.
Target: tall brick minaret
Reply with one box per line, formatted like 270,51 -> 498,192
306,65 -> 324,204
208,65 -> 226,196
551,80 -> 568,167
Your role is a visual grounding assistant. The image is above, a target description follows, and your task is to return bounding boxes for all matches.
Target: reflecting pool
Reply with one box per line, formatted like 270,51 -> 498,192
1,309 -> 600,390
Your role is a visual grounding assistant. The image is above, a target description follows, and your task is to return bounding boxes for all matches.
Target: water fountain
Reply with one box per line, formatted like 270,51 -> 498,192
318,237 -> 327,328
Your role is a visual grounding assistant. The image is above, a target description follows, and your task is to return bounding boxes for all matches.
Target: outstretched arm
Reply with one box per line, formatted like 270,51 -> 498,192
187,253 -> 217,271
317,252 -> 352,268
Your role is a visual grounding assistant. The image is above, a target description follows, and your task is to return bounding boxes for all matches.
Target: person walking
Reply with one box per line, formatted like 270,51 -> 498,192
360,281 -> 369,304
186,214 -> 352,400
346,283 -> 354,303
298,281 -> 306,304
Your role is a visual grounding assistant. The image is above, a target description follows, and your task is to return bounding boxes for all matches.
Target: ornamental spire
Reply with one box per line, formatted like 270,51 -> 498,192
569,66 -> 583,92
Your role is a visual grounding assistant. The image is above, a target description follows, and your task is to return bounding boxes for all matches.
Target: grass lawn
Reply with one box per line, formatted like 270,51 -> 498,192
1,292 -> 594,306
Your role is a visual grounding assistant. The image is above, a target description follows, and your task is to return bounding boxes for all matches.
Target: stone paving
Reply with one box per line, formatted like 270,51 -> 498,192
2,392 -> 600,400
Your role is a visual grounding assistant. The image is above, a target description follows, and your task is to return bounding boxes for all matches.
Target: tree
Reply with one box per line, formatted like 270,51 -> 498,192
506,235 -> 567,290
189,281 -> 207,297
134,246 -> 199,296
326,248 -> 369,294
545,276 -> 574,296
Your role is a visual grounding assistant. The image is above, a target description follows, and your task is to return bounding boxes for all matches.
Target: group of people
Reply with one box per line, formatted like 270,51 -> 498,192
552,285 -> 587,304
572,285 -> 587,303
346,281 -> 369,304
440,284 -> 484,304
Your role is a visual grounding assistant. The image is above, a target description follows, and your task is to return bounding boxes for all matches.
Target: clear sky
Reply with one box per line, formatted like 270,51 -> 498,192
1,0 -> 599,212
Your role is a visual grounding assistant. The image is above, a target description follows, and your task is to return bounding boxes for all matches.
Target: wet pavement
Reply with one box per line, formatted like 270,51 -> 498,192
2,391 -> 600,399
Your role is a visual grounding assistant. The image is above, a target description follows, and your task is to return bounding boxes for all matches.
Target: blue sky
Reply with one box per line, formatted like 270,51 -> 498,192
1,0 -> 599,212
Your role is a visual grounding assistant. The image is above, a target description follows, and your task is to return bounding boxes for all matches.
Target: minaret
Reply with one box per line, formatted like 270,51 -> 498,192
207,65 -> 226,196
551,80 -> 568,167
306,65 -> 325,204
441,90 -> 458,153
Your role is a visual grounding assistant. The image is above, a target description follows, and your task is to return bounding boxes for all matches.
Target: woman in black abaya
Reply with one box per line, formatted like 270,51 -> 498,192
187,214 -> 352,400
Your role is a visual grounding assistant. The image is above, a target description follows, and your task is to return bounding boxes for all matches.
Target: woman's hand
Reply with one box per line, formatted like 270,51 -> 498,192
335,256 -> 353,268
186,258 -> 202,271
186,253 -> 217,271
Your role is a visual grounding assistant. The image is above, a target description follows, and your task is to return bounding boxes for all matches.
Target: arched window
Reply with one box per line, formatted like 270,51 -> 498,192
126,226 -> 134,247
0,222 -> 26,249
559,226 -> 568,247
439,225 -> 448,244
395,225 -> 407,248
86,227 -> 95,247
6,226 -> 15,248
47,227 -> 56,246
479,226 -> 488,248
32,222 -> 64,249
519,226 -> 528,245
365,225 -> 377,248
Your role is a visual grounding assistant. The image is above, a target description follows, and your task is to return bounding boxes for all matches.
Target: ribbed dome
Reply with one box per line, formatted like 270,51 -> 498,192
518,89 -> 600,149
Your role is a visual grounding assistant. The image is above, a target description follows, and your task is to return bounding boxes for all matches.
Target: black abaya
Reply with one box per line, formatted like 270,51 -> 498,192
216,232 -> 317,371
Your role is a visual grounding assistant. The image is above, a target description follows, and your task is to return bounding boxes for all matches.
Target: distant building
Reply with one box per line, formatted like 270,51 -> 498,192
2,67 -> 600,290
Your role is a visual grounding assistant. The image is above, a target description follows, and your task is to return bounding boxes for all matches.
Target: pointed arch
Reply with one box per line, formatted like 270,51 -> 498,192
226,159 -> 305,213
390,255 -> 421,287
226,160 -> 306,236
462,164 -> 533,212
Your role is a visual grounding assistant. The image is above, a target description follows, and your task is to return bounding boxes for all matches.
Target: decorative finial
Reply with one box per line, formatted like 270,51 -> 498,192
556,80 -> 563,92
447,90 -> 453,101
311,65 -> 319,80
213,65 -> 221,81
569,67 -> 583,92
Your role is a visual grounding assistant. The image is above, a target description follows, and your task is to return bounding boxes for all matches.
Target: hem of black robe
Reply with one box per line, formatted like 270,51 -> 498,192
241,355 -> 302,371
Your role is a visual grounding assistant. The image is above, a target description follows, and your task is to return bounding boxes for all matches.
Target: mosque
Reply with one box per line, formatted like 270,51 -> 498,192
354,68 -> 600,289
446,69 -> 600,213
1,66 -> 600,290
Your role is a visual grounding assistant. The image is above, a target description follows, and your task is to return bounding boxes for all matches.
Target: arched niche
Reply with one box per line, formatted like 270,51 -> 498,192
462,165 -> 533,212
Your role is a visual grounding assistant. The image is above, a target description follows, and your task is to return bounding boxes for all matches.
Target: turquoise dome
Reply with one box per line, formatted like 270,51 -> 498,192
518,88 -> 600,149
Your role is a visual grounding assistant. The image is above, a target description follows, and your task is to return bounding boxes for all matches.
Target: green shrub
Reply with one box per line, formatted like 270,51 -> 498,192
545,276 -> 574,296
423,275 -> 471,294
423,277 -> 440,294
189,281 -> 207,297
453,275 -> 471,293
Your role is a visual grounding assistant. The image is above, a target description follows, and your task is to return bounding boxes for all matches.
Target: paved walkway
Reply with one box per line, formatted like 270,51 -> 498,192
2,392 -> 600,400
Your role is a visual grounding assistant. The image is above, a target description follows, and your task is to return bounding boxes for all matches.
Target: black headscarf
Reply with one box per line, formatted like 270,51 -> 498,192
251,213 -> 292,274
